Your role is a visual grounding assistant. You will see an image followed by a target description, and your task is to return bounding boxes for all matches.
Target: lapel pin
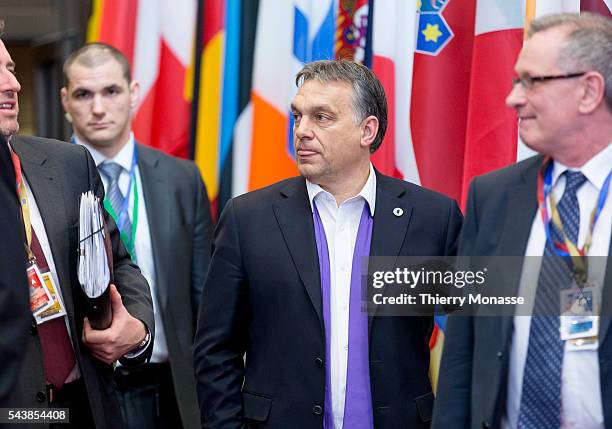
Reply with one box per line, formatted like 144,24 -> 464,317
393,207 -> 403,217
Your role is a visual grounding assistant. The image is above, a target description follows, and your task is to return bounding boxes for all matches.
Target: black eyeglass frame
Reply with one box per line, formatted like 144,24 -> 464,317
512,72 -> 587,89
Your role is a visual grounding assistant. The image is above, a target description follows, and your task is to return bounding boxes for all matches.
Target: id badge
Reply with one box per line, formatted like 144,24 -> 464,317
27,262 -> 53,314
560,286 -> 599,341
566,336 -> 599,351
34,272 -> 67,324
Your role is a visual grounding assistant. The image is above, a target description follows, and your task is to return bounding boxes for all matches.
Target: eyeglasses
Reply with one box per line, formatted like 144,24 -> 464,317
512,72 -> 587,89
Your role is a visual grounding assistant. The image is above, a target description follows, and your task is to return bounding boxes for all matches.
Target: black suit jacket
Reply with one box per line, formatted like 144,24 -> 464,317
432,156 -> 612,429
195,172 -> 462,428
8,136 -> 154,429
136,143 -> 213,429
0,138 -> 30,406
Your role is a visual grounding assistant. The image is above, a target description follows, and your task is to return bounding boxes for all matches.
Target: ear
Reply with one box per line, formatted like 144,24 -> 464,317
577,71 -> 605,114
360,115 -> 379,150
60,87 -> 69,111
129,80 -> 140,111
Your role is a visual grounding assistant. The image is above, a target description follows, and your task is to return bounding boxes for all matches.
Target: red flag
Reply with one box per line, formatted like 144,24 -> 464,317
461,2 -> 523,207
88,0 -> 197,158
581,0 -> 612,16
410,0 -> 476,203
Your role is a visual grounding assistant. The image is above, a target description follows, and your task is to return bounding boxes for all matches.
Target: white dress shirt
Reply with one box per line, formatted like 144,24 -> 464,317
505,143 -> 612,429
77,134 -> 169,363
305,163 -> 376,429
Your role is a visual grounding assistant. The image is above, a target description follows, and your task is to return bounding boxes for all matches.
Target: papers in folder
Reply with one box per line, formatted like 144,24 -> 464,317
78,191 -> 111,298
78,191 -> 113,329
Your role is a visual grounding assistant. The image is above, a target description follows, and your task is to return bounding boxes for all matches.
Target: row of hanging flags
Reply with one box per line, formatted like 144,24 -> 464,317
88,0 -> 611,387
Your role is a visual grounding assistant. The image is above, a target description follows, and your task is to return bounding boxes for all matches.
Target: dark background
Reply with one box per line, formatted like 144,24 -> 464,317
1,0 -> 92,140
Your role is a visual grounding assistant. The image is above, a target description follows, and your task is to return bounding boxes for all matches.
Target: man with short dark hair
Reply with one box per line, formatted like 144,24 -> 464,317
62,42 -> 213,429
195,59 -> 462,428
433,12 -> 612,429
0,35 -> 154,428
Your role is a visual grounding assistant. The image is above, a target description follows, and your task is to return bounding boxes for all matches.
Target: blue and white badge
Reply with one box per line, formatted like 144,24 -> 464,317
560,285 -> 599,350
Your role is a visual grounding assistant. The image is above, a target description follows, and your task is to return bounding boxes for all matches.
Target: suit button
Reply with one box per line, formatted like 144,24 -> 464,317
497,351 -> 503,359
30,324 -> 37,335
482,422 -> 490,429
315,357 -> 324,368
36,391 -> 46,403
312,405 -> 323,415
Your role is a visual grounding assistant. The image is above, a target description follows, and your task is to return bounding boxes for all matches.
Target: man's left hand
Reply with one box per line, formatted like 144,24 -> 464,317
82,284 -> 147,364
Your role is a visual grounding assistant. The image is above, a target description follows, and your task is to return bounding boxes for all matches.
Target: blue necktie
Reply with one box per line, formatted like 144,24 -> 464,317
99,161 -> 132,235
518,170 -> 587,428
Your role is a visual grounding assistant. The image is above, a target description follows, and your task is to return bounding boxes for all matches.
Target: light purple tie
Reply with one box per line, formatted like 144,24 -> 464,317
313,201 -> 374,429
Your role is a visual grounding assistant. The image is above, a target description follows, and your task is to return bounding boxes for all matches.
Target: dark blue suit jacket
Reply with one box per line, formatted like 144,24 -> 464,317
195,171 -> 462,428
433,155 -> 612,429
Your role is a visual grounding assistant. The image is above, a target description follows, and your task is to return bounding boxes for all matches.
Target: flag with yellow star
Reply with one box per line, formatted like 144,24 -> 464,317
416,1 -> 453,55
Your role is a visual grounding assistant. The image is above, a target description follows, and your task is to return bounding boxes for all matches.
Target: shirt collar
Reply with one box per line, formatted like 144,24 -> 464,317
74,132 -> 135,171
552,142 -> 612,190
305,163 -> 376,216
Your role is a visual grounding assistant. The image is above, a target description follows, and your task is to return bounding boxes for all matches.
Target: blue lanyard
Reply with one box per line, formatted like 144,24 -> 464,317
541,161 -> 612,256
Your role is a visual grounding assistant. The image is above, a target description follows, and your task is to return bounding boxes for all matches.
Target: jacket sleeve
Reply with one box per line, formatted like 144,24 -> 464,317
444,197 -> 463,257
0,136 -> 30,405
194,198 -> 249,429
432,177 -> 480,429
190,162 -> 214,326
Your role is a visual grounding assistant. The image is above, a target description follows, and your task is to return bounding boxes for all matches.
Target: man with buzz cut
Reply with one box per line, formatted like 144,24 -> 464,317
434,12 -> 612,429
61,42 -> 214,429
194,59 -> 462,428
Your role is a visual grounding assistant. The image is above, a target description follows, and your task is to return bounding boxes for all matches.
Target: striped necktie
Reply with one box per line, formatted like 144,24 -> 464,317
98,161 -> 132,235
518,170 -> 587,428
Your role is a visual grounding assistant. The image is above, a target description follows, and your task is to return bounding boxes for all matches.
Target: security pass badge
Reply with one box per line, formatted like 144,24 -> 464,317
560,284 -> 599,351
28,261 -> 67,325
34,272 -> 67,324
28,262 -> 53,315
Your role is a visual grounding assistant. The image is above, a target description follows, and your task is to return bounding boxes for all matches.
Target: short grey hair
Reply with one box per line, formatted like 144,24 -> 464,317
528,12 -> 612,110
295,60 -> 388,153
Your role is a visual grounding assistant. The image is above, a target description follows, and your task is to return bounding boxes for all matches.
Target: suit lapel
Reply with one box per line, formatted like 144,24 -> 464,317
136,144 -> 170,309
11,138 -> 76,320
368,173 -> 414,331
369,173 -> 414,260
497,158 -> 541,345
272,179 -> 323,329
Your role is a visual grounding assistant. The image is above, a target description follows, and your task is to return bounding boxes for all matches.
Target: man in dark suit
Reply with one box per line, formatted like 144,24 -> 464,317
0,133 -> 30,406
0,18 -> 30,407
1,36 -> 154,428
195,60 -> 462,428
433,13 -> 612,429
61,42 -> 213,429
